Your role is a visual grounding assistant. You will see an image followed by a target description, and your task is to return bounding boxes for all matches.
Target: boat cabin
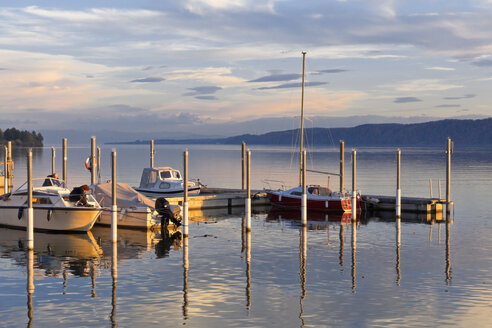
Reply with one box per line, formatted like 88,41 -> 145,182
138,167 -> 183,190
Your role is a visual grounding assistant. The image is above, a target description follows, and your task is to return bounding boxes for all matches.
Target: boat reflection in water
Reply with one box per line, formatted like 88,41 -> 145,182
266,207 -> 361,228
0,228 -> 102,278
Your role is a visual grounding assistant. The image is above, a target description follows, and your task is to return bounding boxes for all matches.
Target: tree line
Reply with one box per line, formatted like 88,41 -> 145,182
0,128 -> 44,147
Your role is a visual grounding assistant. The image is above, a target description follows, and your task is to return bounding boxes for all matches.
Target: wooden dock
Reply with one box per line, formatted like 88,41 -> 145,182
361,194 -> 451,214
165,188 -> 269,210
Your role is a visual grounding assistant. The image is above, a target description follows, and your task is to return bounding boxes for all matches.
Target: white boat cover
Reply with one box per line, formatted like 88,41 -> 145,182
91,182 -> 155,209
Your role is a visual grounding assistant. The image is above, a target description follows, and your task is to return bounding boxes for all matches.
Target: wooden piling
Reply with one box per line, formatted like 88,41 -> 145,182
91,137 -> 96,185
62,138 -> 67,184
241,142 -> 246,190
245,150 -> 251,231
111,150 -> 117,242
351,150 -> 357,221
340,140 -> 344,193
97,147 -> 101,184
301,150 -> 307,226
150,140 -> 154,168
7,141 -> 12,192
183,150 -> 189,237
429,178 -> 433,198
51,147 -> 56,175
446,138 -> 452,214
3,147 -> 7,194
27,148 -> 34,250
396,149 -> 401,218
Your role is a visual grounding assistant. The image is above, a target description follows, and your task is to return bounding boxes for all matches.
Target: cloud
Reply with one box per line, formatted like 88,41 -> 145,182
472,58 -> 492,67
394,97 -> 422,103
425,66 -> 455,71
130,77 -> 165,83
248,73 -> 301,83
442,94 -> 475,100
315,69 -> 349,74
195,96 -> 217,100
435,104 -> 461,108
183,85 -> 222,96
394,79 -> 462,92
257,81 -> 327,90
0,68 -> 7,71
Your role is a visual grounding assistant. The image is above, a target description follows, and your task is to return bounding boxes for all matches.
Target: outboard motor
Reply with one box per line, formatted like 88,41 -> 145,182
155,197 -> 182,227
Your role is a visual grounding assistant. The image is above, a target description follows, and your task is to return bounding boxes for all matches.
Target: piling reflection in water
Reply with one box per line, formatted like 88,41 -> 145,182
182,234 -> 189,321
445,213 -> 452,285
339,223 -> 344,268
241,216 -> 251,311
298,225 -> 307,327
351,220 -> 357,293
396,217 -> 401,286
26,249 -> 34,328
110,242 -> 117,327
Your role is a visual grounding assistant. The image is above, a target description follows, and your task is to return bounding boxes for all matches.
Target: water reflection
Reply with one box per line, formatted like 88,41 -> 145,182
299,225 -> 307,327
339,224 -> 344,268
110,242 -> 117,327
182,234 -> 189,321
0,228 -> 102,277
396,218 -> 401,286
26,249 -> 34,328
241,216 -> 251,311
351,220 -> 357,293
445,214 -> 452,285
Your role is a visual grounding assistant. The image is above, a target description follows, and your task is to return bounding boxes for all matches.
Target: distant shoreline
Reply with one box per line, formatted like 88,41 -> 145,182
106,118 -> 492,147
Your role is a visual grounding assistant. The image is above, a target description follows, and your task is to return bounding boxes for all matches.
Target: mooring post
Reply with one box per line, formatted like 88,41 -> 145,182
241,142 -> 246,190
91,137 -> 96,185
446,138 -> 452,214
62,138 -> 67,184
438,179 -> 442,200
183,234 -> 189,318
429,178 -> 433,198
51,147 -> 56,175
150,140 -> 154,168
3,147 -> 7,194
245,150 -> 251,231
351,150 -> 357,221
301,150 -> 307,226
111,150 -> 117,243
396,149 -> 401,218
97,147 -> 101,184
183,150 -> 189,237
340,140 -> 345,193
7,141 -> 12,192
27,148 -> 34,250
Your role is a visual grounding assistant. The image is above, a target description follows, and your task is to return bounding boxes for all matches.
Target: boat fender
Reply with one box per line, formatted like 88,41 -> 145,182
279,194 -> 282,202
18,207 -> 24,220
85,157 -> 97,171
47,208 -> 53,222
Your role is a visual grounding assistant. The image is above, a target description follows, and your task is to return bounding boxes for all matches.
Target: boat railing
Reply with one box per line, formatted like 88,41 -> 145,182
263,179 -> 291,191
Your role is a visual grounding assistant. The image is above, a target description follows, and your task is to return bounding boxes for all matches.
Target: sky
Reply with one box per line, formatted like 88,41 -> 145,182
1,0 -> 492,142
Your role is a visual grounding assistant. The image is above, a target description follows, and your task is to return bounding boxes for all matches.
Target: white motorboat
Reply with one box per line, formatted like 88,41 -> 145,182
91,182 -> 181,230
134,167 -> 201,197
0,178 -> 102,232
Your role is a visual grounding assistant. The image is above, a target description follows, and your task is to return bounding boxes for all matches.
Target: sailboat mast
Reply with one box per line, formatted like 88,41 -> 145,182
299,51 -> 306,186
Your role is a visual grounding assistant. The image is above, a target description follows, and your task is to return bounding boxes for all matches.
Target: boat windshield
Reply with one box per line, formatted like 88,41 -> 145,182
160,171 -> 172,179
11,178 -> 67,193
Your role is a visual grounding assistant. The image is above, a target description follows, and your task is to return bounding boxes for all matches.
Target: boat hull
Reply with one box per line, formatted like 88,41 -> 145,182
135,187 -> 201,198
0,206 -> 101,232
267,191 -> 360,212
96,208 -> 158,230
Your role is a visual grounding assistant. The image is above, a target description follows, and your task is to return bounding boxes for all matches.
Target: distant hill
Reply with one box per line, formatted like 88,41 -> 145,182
110,118 -> 492,147
0,128 -> 44,147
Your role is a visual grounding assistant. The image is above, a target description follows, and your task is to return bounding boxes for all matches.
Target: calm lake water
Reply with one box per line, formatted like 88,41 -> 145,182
1,144 -> 491,327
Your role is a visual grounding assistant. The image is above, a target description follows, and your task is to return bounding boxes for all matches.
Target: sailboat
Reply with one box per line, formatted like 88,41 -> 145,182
266,52 -> 359,213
